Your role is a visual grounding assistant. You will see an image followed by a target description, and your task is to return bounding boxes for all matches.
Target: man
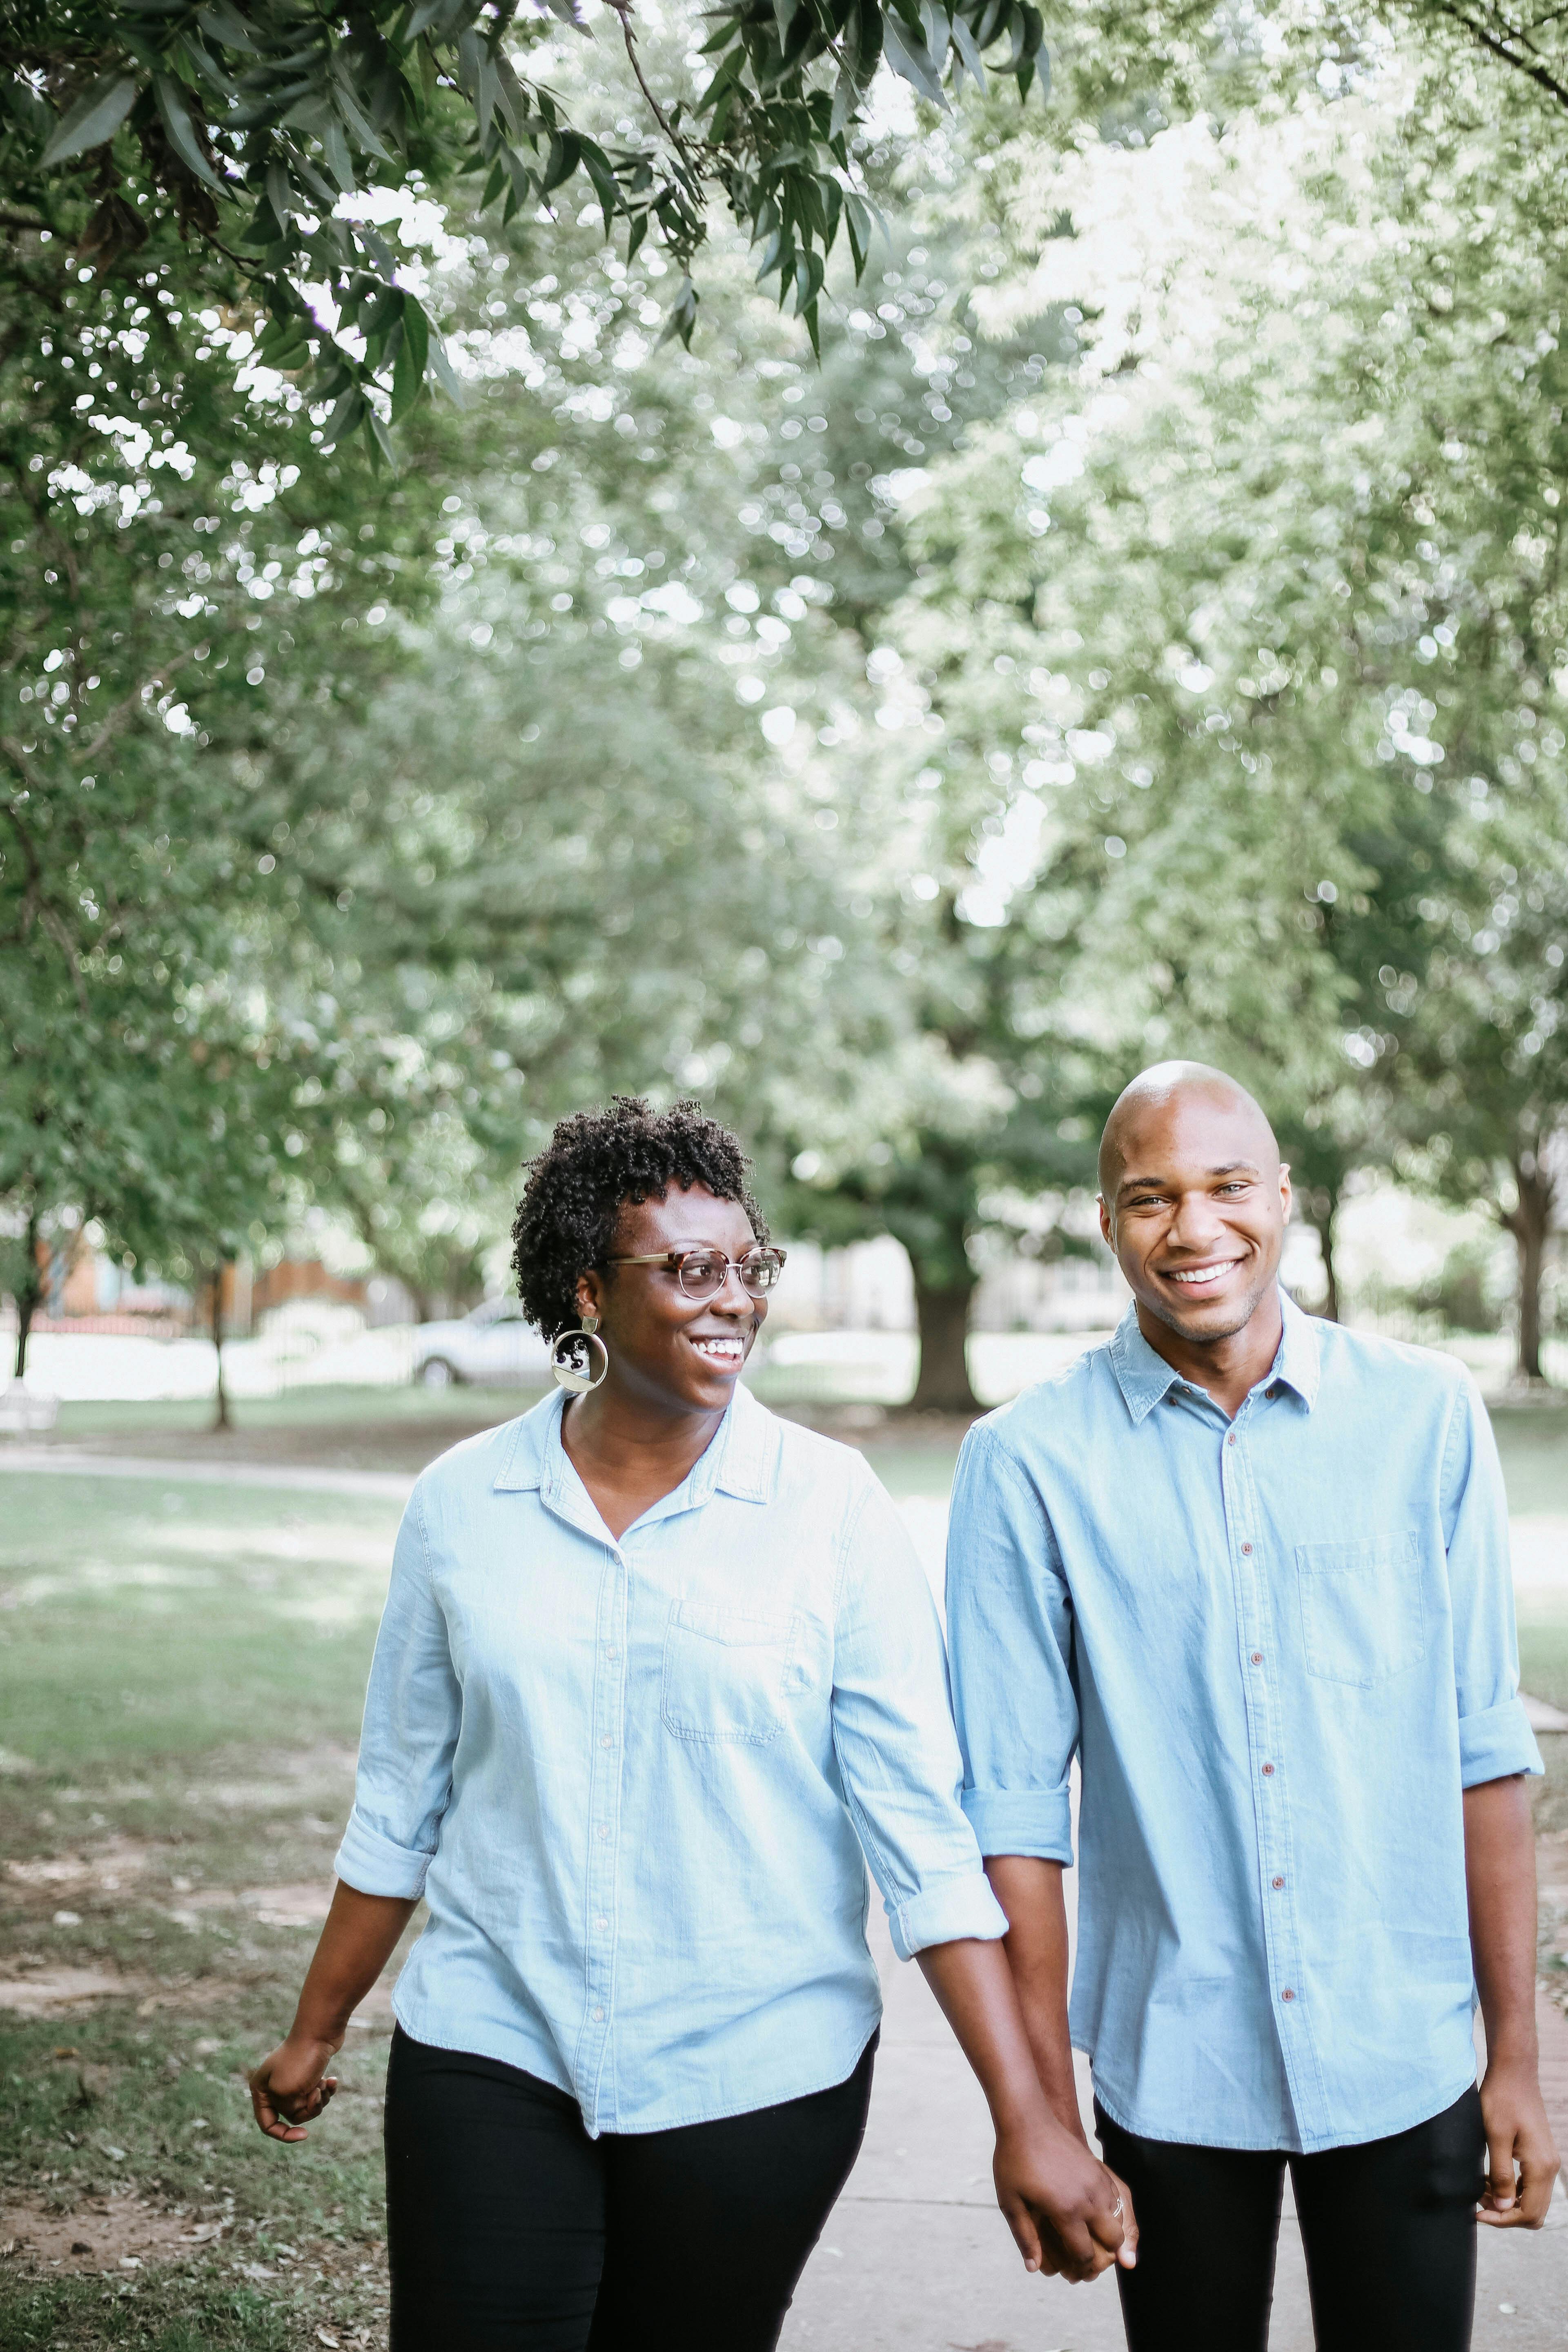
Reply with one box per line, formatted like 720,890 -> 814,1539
947,1060 -> 1558,2350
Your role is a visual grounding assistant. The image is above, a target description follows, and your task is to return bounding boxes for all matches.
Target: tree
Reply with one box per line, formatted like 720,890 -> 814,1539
10,0 -> 1050,472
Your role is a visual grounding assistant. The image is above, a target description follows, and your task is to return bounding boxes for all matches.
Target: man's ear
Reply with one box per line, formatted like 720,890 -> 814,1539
1278,1162 -> 1293,1223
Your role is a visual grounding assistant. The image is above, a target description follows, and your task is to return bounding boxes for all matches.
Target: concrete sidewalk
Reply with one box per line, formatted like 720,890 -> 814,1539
782,1916 -> 1568,2352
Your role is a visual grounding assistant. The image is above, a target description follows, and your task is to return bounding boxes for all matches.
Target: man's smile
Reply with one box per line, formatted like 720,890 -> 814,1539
1158,1258 -> 1245,1293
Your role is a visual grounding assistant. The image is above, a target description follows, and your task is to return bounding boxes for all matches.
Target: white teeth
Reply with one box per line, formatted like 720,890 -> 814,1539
692,1338 -> 743,1357
1169,1264 -> 1236,1284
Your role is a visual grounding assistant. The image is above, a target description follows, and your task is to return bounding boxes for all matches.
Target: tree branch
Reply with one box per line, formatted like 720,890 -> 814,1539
1425,0 -> 1568,109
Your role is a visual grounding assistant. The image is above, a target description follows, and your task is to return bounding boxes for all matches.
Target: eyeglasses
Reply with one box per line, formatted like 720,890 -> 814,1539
602,1246 -> 788,1299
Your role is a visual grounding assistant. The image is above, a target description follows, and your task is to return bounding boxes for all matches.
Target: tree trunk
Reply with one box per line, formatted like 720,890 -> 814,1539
1310,1186 -> 1341,1323
909,1276 -> 980,1413
1504,1154 -> 1554,1383
12,1203 -> 43,1382
1508,1166 -> 1552,1383
210,1262 -> 232,1432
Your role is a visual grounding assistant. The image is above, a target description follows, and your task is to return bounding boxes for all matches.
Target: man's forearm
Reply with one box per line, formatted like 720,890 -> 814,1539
984,1854 -> 1085,2140
1465,1774 -> 1539,2062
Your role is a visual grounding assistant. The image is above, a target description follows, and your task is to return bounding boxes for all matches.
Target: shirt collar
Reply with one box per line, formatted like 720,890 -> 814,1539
492,1377 -> 780,1510
1107,1285 -> 1321,1426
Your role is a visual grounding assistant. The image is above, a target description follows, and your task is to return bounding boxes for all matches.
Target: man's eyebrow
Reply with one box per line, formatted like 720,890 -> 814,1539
1116,1159 -> 1261,1196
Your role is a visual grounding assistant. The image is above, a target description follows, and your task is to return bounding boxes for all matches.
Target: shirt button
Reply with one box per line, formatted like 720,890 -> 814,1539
593,2007 -> 606,2022
606,1648 -> 619,1662
600,1735 -> 613,1750
1250,1651 -> 1263,1665
1227,1433 -> 1237,1447
1241,1542 -> 1253,1555
1281,1988 -> 1296,2002
596,1916 -> 610,1931
1261,1762 -> 1275,1777
1272,1876 -> 1285,1890
597,1825 -> 610,1841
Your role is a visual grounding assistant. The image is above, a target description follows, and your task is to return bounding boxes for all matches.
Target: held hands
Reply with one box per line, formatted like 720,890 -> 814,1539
993,2111 -> 1138,2283
248,2032 -> 343,2144
1477,2056 -> 1561,2229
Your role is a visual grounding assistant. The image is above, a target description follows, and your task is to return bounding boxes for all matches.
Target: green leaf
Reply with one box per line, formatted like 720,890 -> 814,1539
579,138 -> 619,233
41,73 -> 139,167
331,72 -> 394,161
196,2 -> 260,52
829,64 -> 859,143
153,73 -> 225,189
880,12 -> 946,102
365,406 -> 396,473
541,130 -> 581,194
321,116 -> 356,193
428,336 -> 466,408
323,385 -> 365,447
949,12 -> 987,90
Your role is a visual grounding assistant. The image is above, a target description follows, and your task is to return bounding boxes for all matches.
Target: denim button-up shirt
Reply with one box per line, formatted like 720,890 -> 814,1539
946,1295 -> 1541,2154
337,1383 -> 1005,2134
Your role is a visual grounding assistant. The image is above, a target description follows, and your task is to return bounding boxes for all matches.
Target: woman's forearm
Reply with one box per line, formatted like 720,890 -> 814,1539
916,1935 -> 1058,2133
916,1932 -> 1132,2278
292,1881 -> 417,2041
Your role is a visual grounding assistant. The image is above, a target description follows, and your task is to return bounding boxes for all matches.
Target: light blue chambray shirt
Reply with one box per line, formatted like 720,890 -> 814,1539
336,1381 -> 1006,2135
946,1293 -> 1542,2156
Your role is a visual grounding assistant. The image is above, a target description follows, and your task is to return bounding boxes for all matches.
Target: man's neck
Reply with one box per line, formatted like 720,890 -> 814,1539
1133,1283 -> 1285,1421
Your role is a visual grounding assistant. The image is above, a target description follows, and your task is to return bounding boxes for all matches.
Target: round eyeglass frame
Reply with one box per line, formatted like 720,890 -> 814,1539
601,1246 -> 787,1299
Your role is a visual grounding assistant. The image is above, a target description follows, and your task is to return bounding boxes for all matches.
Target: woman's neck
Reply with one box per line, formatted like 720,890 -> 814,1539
559,1381 -> 730,1542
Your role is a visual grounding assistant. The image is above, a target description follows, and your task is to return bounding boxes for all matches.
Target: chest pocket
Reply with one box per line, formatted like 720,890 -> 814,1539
661,1602 -> 800,1746
1295,1533 -> 1424,1688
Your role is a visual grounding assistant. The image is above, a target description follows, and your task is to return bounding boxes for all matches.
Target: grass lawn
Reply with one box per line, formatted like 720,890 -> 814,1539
4,1387 -> 1568,2346
0,1469 -> 408,2349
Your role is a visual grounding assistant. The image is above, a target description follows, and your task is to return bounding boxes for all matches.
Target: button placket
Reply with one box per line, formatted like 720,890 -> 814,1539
1223,1414 -> 1320,2132
577,1540 -> 628,2130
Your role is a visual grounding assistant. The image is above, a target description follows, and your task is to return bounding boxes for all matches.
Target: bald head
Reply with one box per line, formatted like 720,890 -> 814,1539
1098,1062 -> 1279,1203
1096,1062 -> 1290,1354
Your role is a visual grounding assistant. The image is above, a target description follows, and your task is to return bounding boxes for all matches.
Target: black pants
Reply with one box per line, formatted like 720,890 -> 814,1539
384,2025 -> 877,2352
1097,2085 -> 1486,2352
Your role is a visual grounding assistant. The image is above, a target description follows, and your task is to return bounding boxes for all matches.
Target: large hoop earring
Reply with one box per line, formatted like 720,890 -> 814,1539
551,1314 -> 608,1394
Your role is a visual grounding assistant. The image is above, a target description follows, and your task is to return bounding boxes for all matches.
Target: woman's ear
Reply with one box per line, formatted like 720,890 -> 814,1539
574,1267 -> 605,1322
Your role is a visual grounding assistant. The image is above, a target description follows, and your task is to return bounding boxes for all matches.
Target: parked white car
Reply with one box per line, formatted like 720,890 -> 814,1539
411,1297 -> 552,1389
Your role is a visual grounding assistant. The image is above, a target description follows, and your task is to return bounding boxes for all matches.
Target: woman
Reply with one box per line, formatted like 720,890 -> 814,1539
250,1098 -> 1131,2349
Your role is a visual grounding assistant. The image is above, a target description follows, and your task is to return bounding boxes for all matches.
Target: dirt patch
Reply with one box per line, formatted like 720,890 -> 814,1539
0,1963 -> 393,2023
3,1837 -> 172,1907
167,1880 -> 333,1930
0,2191 -> 227,2274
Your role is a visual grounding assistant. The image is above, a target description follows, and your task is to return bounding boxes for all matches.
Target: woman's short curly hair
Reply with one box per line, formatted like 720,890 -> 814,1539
511,1097 -> 769,1340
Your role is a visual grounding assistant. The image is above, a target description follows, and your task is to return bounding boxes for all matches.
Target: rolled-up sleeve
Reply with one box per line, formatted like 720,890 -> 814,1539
334,1481 -> 461,1898
946,1420 -> 1079,1863
1441,1372 -> 1543,1786
829,1474 -> 1008,1962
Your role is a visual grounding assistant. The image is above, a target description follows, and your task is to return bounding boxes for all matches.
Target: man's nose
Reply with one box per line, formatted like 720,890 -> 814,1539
1166,1191 -> 1227,1249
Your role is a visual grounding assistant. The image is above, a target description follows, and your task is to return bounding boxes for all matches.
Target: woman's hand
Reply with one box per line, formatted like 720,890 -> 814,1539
249,2031 -> 342,2142
993,2116 -> 1136,2281
247,1882 -> 417,2145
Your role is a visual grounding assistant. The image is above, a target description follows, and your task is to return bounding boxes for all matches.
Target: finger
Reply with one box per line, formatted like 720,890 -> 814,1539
1518,2148 -> 1558,2228
1045,2213 -> 1105,2281
1000,2192 -> 1044,2274
1105,2168 -> 1139,2265
1485,2125 -> 1517,2213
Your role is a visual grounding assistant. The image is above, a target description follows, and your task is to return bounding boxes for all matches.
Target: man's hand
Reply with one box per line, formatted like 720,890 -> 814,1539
993,2113 -> 1138,2281
249,2032 -> 341,2143
1478,2054 -> 1560,2227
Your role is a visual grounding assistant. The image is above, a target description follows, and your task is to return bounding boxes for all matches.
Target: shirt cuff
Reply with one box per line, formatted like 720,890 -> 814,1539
1458,1699 -> 1544,1787
335,1807 -> 435,1900
887,1869 -> 1009,1962
961,1783 -> 1074,1864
